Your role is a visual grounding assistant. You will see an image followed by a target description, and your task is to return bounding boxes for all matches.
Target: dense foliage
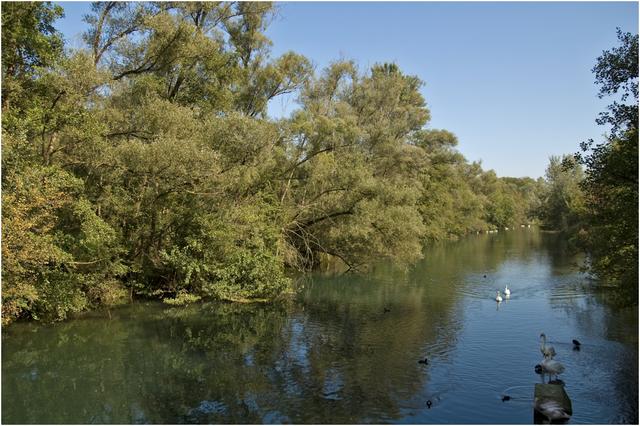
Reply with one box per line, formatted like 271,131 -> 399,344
576,30 -> 638,304
538,155 -> 585,234
2,2 -> 542,324
538,29 -> 638,305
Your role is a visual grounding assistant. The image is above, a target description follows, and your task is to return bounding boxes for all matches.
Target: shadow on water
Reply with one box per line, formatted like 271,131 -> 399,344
2,229 -> 637,424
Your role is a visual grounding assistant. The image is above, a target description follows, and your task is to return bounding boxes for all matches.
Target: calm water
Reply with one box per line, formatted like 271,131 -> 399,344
2,230 -> 638,424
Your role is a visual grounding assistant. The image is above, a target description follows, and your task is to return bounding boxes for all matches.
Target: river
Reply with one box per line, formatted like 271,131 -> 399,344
2,229 -> 638,424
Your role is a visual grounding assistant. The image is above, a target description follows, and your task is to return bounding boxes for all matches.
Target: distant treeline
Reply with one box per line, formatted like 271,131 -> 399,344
1,3 -> 634,324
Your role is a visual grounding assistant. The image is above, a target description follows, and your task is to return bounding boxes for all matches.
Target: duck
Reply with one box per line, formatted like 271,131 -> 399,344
534,398 -> 571,422
572,339 -> 581,351
541,357 -> 565,381
418,357 -> 429,365
539,333 -> 556,359
426,400 -> 432,408
534,364 -> 543,374
495,291 -> 503,303
504,285 -> 511,297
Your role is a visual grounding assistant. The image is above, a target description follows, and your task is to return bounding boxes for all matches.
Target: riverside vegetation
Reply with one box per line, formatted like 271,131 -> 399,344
1,2 -> 637,325
536,29 -> 638,306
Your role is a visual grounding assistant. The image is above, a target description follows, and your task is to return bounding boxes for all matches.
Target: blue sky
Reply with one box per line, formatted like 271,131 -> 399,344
53,1 -> 638,178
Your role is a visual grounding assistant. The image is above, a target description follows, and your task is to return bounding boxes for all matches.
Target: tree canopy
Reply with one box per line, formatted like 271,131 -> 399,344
1,2 -> 544,324
576,29 -> 638,304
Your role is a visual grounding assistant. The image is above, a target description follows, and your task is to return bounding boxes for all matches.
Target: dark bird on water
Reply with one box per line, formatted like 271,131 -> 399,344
418,357 -> 429,365
483,274 -> 487,278
501,395 -> 511,402
426,400 -> 432,408
534,364 -> 543,374
572,339 -> 581,351
383,307 -> 391,313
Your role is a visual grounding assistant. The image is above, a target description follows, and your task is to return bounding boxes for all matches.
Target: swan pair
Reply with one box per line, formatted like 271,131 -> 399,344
538,333 -> 565,380
495,285 -> 511,302
534,333 -> 571,422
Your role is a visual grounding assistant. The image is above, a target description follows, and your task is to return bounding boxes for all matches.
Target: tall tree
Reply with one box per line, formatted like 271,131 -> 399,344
539,155 -> 585,233
1,2 -> 548,324
1,2 -> 63,113
279,62 -> 428,271
577,29 -> 638,304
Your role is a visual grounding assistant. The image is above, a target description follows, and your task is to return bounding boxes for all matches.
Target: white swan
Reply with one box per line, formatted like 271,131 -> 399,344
534,398 -> 571,421
495,291 -> 503,302
540,333 -> 556,359
541,357 -> 565,380
504,285 -> 511,296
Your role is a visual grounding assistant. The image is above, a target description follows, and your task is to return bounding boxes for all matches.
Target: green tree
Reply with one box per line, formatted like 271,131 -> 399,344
539,155 -> 585,233
279,62 -> 428,271
576,29 -> 638,304
1,1 -> 64,112
414,130 -> 487,239
1,2 -> 548,324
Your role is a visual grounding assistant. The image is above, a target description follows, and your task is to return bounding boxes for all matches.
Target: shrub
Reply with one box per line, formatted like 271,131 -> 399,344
205,249 -> 291,302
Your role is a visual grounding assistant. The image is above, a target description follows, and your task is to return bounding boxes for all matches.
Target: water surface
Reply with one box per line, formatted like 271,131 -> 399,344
2,229 -> 638,423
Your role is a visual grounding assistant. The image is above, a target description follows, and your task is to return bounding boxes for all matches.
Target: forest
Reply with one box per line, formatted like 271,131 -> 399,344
1,2 -> 637,325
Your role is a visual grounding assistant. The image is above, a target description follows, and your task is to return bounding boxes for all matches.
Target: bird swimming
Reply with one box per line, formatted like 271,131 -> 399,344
504,285 -> 511,296
572,339 -> 581,350
418,357 -> 429,365
426,400 -> 432,408
495,291 -> 503,302
501,395 -> 511,402
534,364 -> 543,374
540,333 -> 556,359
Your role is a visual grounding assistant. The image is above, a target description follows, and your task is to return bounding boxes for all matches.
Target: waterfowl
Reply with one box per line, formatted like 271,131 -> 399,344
541,357 -> 565,381
539,333 -> 556,359
534,364 -> 543,374
383,307 -> 391,313
504,285 -> 511,296
534,399 -> 571,422
426,400 -> 432,408
501,395 -> 511,402
572,339 -> 581,348
418,357 -> 429,365
495,291 -> 503,302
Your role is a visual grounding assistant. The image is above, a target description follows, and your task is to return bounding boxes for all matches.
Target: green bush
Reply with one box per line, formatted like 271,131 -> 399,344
163,291 -> 202,306
205,249 -> 291,302
32,271 -> 87,321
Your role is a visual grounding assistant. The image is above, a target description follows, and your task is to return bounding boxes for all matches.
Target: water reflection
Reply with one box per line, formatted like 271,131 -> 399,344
2,230 -> 637,424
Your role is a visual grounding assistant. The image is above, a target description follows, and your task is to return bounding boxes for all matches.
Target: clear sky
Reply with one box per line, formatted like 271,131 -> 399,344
53,1 -> 638,178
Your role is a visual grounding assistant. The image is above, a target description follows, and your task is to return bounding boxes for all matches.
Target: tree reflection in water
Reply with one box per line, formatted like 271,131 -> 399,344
2,229 -> 637,424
